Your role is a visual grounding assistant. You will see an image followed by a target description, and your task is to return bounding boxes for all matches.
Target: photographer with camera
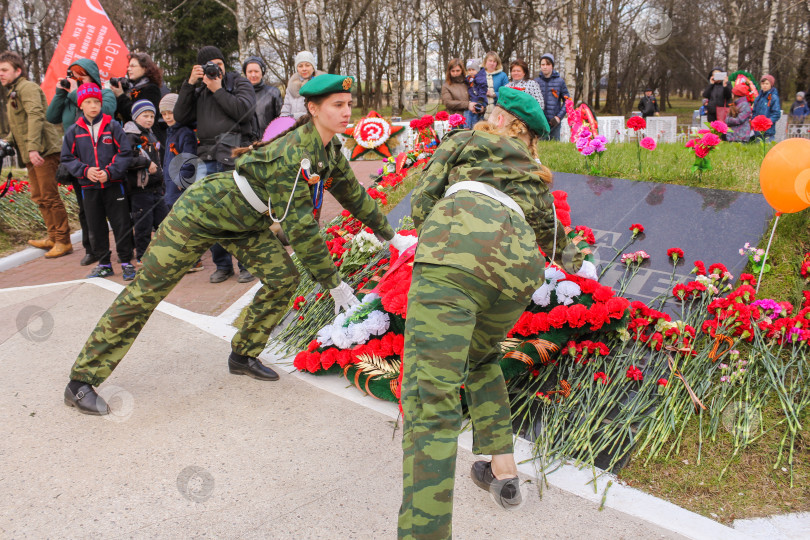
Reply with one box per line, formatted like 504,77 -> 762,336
702,68 -> 732,124
110,52 -> 165,145
46,58 -> 117,266
0,51 -> 72,258
174,45 -> 257,284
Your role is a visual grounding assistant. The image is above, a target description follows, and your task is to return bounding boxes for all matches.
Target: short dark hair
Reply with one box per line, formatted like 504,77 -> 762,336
446,58 -> 464,84
128,52 -> 163,87
509,59 -> 530,80
0,51 -> 26,78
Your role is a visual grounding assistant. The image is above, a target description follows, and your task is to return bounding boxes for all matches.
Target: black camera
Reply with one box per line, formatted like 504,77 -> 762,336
59,78 -> 71,90
203,62 -> 222,79
110,77 -> 132,91
0,139 -> 16,159
473,102 -> 484,114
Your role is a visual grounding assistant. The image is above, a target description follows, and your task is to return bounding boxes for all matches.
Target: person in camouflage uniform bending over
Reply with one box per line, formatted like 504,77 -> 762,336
65,74 -> 404,415
398,87 -> 597,539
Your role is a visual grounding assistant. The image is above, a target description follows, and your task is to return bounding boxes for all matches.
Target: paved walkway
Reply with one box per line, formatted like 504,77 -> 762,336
0,161 -> 383,316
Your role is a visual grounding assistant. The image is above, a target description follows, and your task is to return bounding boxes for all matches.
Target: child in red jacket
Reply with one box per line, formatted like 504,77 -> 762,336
60,83 -> 135,280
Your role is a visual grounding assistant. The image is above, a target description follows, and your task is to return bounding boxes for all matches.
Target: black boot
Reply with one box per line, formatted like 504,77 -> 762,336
228,352 -> 279,381
64,381 -> 110,415
470,461 -> 522,510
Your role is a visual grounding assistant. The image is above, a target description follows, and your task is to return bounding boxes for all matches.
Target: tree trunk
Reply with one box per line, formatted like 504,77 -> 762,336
603,0 -> 621,113
726,0 -> 741,72
562,2 -> 578,93
761,0 -> 779,75
296,0 -> 311,52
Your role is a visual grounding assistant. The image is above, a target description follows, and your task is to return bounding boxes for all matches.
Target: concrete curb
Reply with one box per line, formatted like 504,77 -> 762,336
0,230 -> 84,273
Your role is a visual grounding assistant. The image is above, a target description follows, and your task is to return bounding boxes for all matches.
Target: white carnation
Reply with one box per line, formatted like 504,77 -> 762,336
544,267 -> 566,283
532,283 -> 554,307
555,281 -> 581,306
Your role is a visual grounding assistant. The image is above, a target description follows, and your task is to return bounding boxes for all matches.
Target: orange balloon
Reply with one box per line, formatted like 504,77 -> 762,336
759,138 -> 810,213
795,169 -> 810,205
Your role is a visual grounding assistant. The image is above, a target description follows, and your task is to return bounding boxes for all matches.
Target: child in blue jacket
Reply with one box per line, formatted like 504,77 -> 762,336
159,93 -> 198,208
752,74 -> 782,141
60,83 -> 135,280
465,58 -> 487,128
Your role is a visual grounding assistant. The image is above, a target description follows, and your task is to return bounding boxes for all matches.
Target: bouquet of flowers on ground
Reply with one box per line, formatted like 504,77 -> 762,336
739,242 -> 771,275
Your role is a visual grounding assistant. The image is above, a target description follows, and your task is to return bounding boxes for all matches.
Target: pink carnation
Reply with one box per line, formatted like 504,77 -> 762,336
640,137 -> 656,151
710,121 -> 728,134
701,133 -> 721,147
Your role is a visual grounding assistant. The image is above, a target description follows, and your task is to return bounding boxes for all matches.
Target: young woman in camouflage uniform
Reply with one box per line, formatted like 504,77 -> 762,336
398,87 -> 595,539
65,75 -> 401,416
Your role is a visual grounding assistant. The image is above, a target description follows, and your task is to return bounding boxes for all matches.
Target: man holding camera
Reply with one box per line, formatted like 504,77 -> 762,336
0,51 -> 72,258
174,45 -> 257,283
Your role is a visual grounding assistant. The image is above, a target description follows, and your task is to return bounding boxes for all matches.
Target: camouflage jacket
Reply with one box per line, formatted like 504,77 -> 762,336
235,121 -> 395,289
411,129 -> 583,299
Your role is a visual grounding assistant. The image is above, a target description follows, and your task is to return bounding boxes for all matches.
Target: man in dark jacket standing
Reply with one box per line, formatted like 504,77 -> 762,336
243,55 -> 282,136
0,51 -> 72,258
174,45 -> 256,283
638,88 -> 659,118
702,68 -> 731,123
533,53 -> 569,141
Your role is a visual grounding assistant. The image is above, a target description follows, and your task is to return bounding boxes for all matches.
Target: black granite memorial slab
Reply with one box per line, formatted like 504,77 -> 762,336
554,173 -> 774,309
386,173 -> 775,311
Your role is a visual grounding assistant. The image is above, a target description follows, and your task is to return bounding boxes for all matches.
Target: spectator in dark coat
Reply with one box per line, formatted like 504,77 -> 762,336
702,68 -> 731,123
111,52 -> 166,144
123,100 -> 168,263
638,88 -> 659,118
440,58 -> 469,117
243,55 -> 282,135
533,53 -> 569,140
174,45 -> 256,284
789,92 -> 809,124
752,74 -> 782,142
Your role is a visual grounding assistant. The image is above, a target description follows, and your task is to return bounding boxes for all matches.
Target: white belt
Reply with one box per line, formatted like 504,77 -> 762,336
233,170 -> 269,214
444,180 -> 525,218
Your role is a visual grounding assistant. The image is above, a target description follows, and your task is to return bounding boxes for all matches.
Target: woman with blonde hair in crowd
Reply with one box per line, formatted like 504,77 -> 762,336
474,51 -> 508,117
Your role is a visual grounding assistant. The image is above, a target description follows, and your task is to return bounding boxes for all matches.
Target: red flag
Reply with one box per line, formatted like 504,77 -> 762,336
41,0 -> 129,102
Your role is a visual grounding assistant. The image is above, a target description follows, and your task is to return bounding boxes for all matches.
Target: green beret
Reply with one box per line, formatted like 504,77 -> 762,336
496,86 -> 550,137
299,74 -> 355,97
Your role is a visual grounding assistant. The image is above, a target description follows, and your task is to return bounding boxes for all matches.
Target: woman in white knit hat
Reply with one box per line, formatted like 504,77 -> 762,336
280,51 -> 326,119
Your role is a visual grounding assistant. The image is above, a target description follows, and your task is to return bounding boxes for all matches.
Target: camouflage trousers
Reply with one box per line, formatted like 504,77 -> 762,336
70,173 -> 299,386
398,263 -> 526,540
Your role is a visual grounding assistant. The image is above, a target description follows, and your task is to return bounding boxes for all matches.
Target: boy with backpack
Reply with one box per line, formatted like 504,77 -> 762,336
124,99 -> 168,263
60,83 -> 135,280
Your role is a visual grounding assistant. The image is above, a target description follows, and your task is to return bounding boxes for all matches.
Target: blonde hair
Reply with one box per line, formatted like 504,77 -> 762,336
484,52 -> 503,72
473,107 -> 551,183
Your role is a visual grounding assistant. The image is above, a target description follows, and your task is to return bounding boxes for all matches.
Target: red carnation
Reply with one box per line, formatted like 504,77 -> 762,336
657,378 -> 668,387
547,305 -> 569,328
751,115 -> 773,132
435,110 -> 449,121
591,285 -> 614,303
306,351 -> 322,373
575,225 -> 596,245
566,304 -> 589,328
320,348 -> 338,370
708,263 -> 728,276
667,247 -> 684,261
627,116 -> 646,131
594,372 -> 608,384
606,297 -> 629,319
586,302 -> 609,331
629,223 -> 644,236
693,260 -> 706,275
626,365 -> 643,381
530,312 -> 551,333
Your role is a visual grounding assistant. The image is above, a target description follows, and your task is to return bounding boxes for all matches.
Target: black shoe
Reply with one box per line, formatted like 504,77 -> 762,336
237,269 -> 255,283
209,268 -> 234,283
64,382 -> 110,415
80,253 -> 99,266
228,352 -> 279,381
470,461 -> 522,510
